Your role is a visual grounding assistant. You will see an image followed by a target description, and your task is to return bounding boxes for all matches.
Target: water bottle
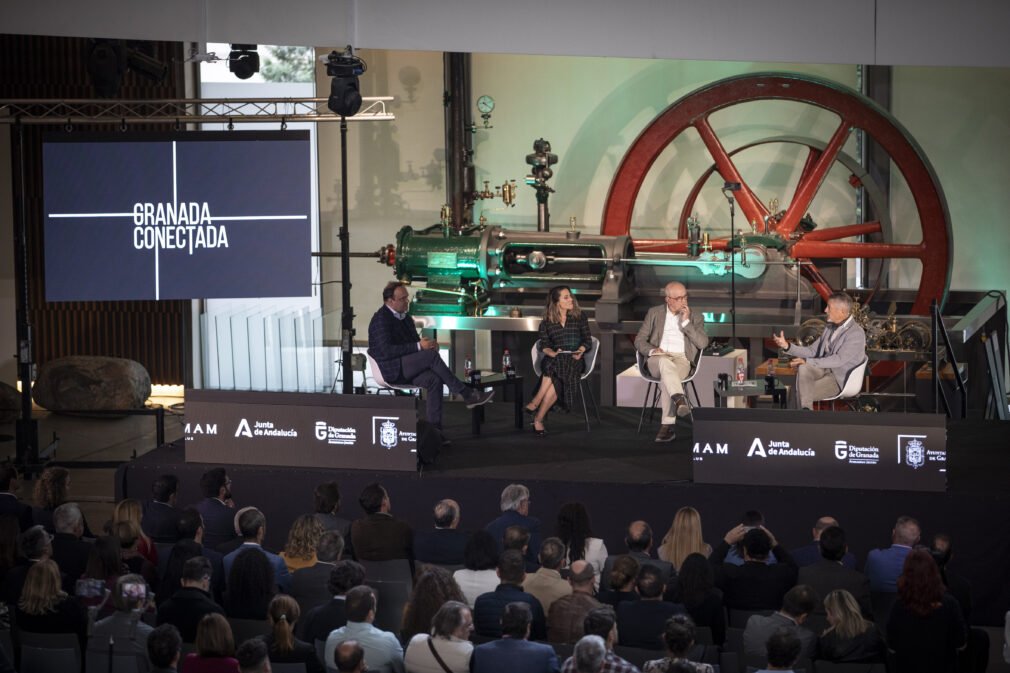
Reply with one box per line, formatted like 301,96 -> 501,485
464,357 -> 473,382
502,349 -> 514,378
735,356 -> 746,383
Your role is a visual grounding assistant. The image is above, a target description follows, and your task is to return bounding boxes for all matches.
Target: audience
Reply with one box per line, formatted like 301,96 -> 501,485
561,606 -> 638,673
742,585 -> 817,661
88,573 -> 155,667
1,524 -> 55,607
724,511 -> 777,566
173,508 -> 226,602
79,534 -> 125,614
643,614 -> 714,673
400,565 -> 467,642
280,513 -> 325,573
193,467 -> 237,549
886,548 -> 966,673
115,519 -> 159,585
797,526 -> 871,620
350,482 -> 413,565
262,593 -> 323,673
113,498 -> 159,565
523,537 -> 573,614
148,623 -> 183,673
597,554 -> 641,609
223,507 -> 292,593
0,464 -> 33,531
657,507 -> 711,571
157,555 -> 224,643
334,640 -> 368,673
143,474 -> 183,543
453,529 -> 500,606
864,515 -> 920,593
547,560 -> 601,644
324,584 -> 405,673
236,638 -> 271,673
32,466 -> 94,537
314,480 -> 353,540
503,525 -> 532,560
665,552 -> 725,646
298,559 -> 365,646
472,602 -> 559,673
473,549 -> 547,640
572,634 -> 608,673
0,515 -> 19,578
617,565 -> 686,650
601,521 -> 674,587
51,502 -> 93,582
225,547 -> 276,619
789,516 -> 856,569
818,589 -> 886,663
291,529 -> 345,614
757,628 -> 803,673
14,558 -> 88,647
711,525 -> 797,610
414,498 -> 470,566
184,612 -> 240,673
403,599 -> 475,673
486,484 -> 542,571
555,502 -> 608,580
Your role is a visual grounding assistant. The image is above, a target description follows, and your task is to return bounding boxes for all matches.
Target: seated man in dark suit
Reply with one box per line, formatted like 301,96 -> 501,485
171,508 -> 226,603
601,520 -> 675,588
0,464 -> 33,531
222,507 -> 291,593
616,565 -> 686,649
297,559 -> 365,646
743,585 -> 818,661
414,498 -> 469,566
349,483 -> 413,565
291,529 -> 344,615
474,550 -> 547,641
191,467 -> 237,550
789,516 -> 856,569
472,602 -> 560,673
143,475 -> 182,543
486,484 -> 541,572
156,556 -> 224,643
368,281 -> 493,430
51,502 -> 93,582
711,525 -> 797,611
797,526 -> 871,619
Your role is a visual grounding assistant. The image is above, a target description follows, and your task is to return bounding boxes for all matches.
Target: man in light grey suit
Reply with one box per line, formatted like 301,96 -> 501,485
773,291 -> 866,410
635,281 -> 709,442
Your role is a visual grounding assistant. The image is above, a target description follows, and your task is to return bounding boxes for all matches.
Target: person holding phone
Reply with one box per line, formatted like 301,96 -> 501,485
88,574 -> 156,667
635,281 -> 709,443
527,286 -> 593,435
772,291 -> 866,410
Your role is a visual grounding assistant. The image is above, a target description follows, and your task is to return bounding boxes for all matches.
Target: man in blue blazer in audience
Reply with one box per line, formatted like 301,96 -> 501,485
473,602 -> 559,673
222,507 -> 291,593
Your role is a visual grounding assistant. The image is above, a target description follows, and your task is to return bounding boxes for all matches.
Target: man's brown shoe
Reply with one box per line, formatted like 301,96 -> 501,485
655,425 -> 676,443
673,394 -> 692,418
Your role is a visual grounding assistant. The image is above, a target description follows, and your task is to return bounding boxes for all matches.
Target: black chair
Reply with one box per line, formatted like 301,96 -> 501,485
359,558 -> 413,584
869,592 -> 896,627
727,608 -> 773,628
270,664 -> 308,673
366,579 -> 411,636
812,661 -> 887,673
17,631 -> 81,673
226,617 -> 272,643
552,642 -> 574,662
694,625 -> 714,646
531,337 -> 602,432
613,645 -> 666,669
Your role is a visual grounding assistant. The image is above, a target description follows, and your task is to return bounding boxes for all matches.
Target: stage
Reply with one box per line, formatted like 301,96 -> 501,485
116,402 -> 1010,625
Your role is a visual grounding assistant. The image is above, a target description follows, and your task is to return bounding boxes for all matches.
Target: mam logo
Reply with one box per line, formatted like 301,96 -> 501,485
235,419 -> 253,438
372,416 -> 400,450
693,442 -> 728,455
747,438 -> 767,458
835,440 -> 848,460
183,422 -> 217,435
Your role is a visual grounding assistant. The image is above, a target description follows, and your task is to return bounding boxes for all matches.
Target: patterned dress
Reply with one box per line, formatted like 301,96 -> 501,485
538,312 -> 593,410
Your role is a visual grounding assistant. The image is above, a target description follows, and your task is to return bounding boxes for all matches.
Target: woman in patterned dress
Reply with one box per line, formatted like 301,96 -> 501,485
526,285 -> 592,435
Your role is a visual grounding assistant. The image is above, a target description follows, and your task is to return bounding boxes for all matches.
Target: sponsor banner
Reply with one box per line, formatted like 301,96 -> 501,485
185,389 -> 417,472
692,409 -> 946,492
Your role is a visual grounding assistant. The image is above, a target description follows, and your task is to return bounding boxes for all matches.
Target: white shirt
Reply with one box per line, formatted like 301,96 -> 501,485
403,634 -> 473,673
453,568 -> 500,607
658,308 -> 689,355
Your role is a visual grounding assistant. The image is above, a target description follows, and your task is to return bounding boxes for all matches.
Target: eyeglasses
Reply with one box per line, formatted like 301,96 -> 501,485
666,294 -> 688,301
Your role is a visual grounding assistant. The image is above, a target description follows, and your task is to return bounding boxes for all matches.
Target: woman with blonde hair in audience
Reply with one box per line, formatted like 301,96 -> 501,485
15,559 -> 88,647
112,498 -> 158,565
597,554 -> 640,608
114,520 -> 158,586
401,566 -> 467,642
32,466 -> 94,536
819,589 -> 885,663
279,514 -> 325,573
184,613 -> 240,673
263,594 -> 323,673
657,506 -> 711,570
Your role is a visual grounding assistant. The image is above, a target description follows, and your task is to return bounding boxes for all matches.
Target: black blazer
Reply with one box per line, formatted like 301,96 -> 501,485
52,532 -> 93,582
290,562 -> 336,615
367,306 -> 421,383
350,513 -> 413,563
710,541 -> 798,610
156,587 -> 225,643
798,560 -> 873,617
297,597 -> 348,644
0,493 -> 34,531
616,600 -> 687,649
414,528 -> 470,566
193,498 -> 236,550
142,500 -> 183,543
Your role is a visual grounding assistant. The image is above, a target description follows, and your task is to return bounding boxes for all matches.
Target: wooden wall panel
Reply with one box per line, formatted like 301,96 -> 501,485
2,35 -> 190,384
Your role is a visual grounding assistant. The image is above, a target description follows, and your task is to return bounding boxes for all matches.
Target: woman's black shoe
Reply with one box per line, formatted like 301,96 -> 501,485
532,419 -> 547,436
524,405 -> 538,417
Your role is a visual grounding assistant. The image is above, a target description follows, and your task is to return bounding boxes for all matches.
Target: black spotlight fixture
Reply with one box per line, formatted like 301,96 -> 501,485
228,44 -> 260,80
325,46 -> 366,117
87,39 -> 127,97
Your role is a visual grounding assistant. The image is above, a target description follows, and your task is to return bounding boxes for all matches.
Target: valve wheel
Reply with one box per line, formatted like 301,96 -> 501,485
601,73 -> 952,314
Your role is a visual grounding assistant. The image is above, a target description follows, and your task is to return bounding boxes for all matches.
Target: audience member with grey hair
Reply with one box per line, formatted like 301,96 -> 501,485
472,602 -> 559,673
0,524 -> 53,607
415,498 -> 469,566
486,484 -> 542,571
52,502 -> 93,581
865,515 -> 921,593
524,537 -> 573,614
573,634 -> 607,673
404,600 -> 474,673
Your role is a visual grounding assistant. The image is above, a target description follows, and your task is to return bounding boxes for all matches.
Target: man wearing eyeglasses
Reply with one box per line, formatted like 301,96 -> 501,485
369,281 -> 494,431
635,281 -> 709,443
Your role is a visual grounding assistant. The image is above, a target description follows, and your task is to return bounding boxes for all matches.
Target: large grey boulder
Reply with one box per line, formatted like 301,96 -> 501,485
32,356 -> 151,412
0,381 -> 19,423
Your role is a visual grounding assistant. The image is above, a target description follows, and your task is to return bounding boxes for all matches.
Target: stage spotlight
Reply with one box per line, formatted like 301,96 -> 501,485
87,39 -> 127,98
126,42 -> 168,82
325,46 -> 366,117
228,44 -> 260,80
